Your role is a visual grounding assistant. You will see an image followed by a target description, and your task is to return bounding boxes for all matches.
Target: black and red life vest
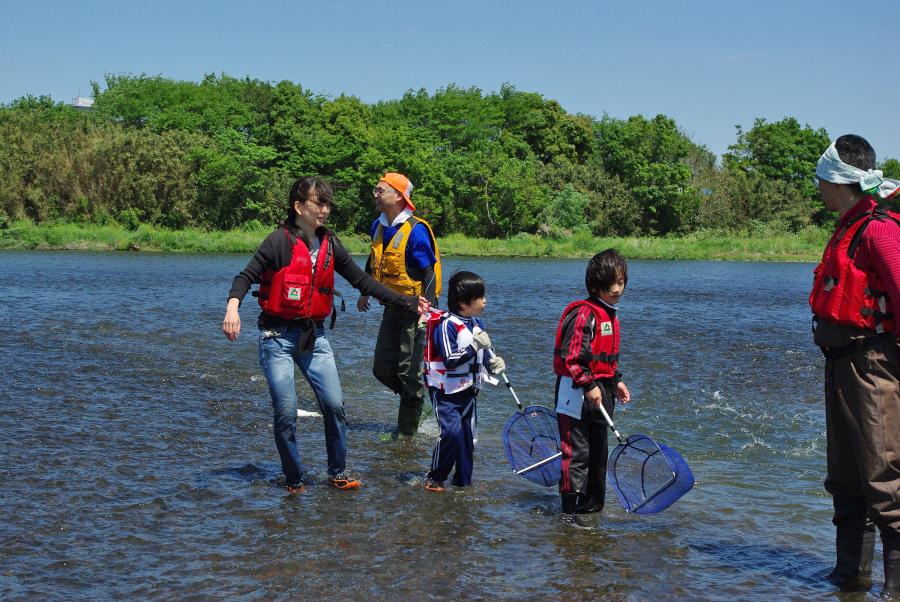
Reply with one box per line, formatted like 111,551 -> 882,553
810,205 -> 900,334
255,229 -> 335,322
553,299 -> 619,379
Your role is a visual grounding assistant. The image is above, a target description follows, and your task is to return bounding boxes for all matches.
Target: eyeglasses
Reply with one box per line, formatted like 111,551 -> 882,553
373,186 -> 395,197
305,198 -> 331,212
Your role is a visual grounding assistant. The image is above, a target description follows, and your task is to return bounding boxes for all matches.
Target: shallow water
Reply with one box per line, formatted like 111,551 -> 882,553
0,251 -> 878,600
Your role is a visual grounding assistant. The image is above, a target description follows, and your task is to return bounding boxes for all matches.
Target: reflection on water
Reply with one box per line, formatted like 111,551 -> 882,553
0,251 -> 857,600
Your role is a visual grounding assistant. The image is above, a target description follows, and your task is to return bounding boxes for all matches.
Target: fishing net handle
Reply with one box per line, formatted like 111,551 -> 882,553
487,347 -> 523,411
595,397 -> 624,443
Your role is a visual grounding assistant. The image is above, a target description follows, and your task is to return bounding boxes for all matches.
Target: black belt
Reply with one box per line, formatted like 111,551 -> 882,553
820,332 -> 896,360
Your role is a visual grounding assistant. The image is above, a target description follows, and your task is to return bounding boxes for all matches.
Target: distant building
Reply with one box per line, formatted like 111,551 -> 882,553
71,96 -> 94,111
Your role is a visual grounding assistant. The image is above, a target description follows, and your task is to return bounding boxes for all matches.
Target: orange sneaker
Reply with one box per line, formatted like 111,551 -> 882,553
423,477 -> 445,492
328,471 -> 361,490
285,482 -> 306,494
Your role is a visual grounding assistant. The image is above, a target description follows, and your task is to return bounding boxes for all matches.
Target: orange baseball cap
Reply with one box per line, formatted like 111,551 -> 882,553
380,172 -> 415,210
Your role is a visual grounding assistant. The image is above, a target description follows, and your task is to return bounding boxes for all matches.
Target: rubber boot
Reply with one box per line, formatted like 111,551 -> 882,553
574,496 -> 604,515
828,527 -> 875,590
561,494 -> 578,515
377,400 -> 422,441
397,398 -> 423,436
420,399 -> 435,420
883,549 -> 900,599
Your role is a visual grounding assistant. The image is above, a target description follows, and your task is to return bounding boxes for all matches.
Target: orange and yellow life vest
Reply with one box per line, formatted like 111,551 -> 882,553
369,216 -> 442,299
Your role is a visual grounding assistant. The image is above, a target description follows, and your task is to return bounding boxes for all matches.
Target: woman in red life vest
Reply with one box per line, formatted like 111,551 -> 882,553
223,177 -> 429,493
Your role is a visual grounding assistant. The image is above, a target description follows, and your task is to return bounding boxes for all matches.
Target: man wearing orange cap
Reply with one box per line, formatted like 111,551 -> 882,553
357,173 -> 442,439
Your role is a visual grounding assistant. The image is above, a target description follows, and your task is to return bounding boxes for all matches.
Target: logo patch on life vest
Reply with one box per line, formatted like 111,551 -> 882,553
600,321 -> 613,336
288,287 -> 302,300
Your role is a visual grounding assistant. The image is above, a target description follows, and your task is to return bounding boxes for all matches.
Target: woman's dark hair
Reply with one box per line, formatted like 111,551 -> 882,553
284,177 -> 334,224
448,271 -> 486,313
585,249 -> 628,295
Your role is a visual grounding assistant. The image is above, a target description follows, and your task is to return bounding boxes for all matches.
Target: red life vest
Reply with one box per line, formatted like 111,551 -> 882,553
553,299 -> 619,378
423,309 -> 446,370
423,310 -> 495,393
256,230 -> 335,322
810,205 -> 900,334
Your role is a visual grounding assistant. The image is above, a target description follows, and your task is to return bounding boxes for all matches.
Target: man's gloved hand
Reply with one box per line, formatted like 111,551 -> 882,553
489,355 -> 506,374
471,326 -> 492,351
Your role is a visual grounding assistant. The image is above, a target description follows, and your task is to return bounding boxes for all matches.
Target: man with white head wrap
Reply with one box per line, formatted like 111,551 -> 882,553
810,134 -> 900,596
816,140 -> 900,201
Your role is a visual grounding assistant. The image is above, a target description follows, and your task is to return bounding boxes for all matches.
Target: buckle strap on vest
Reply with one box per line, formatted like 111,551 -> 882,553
328,291 -> 345,330
860,287 -> 892,333
445,363 -> 480,378
860,308 -> 893,320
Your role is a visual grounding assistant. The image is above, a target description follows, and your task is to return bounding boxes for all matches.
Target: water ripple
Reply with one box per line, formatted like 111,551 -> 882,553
0,253 -> 840,600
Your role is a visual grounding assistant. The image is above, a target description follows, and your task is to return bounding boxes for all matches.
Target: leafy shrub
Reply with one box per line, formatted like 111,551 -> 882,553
542,184 -> 591,230
118,208 -> 143,231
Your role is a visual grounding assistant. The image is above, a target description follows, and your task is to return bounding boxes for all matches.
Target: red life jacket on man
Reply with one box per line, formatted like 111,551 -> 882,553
810,205 -> 900,334
255,230 -> 335,322
553,299 -> 619,378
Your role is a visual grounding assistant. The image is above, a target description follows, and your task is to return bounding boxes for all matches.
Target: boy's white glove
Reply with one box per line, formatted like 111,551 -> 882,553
489,355 -> 505,374
471,326 -> 492,351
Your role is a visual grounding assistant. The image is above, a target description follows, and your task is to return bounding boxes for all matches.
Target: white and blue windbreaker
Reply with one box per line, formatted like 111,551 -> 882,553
424,312 -> 498,394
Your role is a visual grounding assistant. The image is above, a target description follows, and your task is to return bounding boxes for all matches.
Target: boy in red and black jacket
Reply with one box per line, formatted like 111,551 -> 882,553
553,249 -> 631,514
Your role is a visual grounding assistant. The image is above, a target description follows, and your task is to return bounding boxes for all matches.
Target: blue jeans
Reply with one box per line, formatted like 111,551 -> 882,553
258,326 -> 347,485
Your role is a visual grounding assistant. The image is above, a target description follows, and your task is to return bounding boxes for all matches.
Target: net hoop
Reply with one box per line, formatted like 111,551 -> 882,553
607,434 -> 694,514
502,405 -> 562,487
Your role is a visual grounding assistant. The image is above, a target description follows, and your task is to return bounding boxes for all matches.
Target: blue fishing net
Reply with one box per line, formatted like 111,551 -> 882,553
607,434 -> 694,514
502,406 -> 562,487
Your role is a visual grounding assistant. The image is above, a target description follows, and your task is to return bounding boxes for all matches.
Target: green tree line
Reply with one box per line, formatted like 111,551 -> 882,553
2,73 -> 898,237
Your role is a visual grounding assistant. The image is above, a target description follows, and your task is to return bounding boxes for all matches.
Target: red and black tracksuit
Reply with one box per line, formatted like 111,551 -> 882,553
553,297 -> 620,514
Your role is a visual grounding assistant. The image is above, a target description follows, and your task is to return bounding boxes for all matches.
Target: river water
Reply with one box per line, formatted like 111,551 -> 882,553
0,250 -> 873,600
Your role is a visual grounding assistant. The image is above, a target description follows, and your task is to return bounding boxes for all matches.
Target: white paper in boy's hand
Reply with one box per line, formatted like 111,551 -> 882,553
555,375 -> 584,420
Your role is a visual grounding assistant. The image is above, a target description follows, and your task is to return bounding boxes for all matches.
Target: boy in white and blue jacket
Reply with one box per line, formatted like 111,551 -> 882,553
422,271 -> 504,491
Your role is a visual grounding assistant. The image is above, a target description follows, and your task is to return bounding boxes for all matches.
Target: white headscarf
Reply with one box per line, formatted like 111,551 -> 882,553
816,141 -> 900,199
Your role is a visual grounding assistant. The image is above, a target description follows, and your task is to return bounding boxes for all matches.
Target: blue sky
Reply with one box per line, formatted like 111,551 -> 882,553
3,0 -> 899,162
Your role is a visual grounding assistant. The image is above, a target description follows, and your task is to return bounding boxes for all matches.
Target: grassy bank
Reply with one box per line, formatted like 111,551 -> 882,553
0,219 -> 830,261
